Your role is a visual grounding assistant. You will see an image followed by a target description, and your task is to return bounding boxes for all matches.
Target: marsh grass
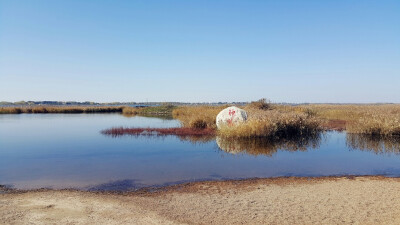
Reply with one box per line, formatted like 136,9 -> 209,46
0,106 -> 124,114
296,105 -> 400,136
218,104 -> 400,137
217,108 -> 322,138
3,102 -> 399,137
173,104 -> 322,138
172,105 -> 226,129
1,105 -> 178,116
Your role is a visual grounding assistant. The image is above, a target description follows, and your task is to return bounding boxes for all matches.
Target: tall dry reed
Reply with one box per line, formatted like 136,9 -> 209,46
172,105 -> 226,129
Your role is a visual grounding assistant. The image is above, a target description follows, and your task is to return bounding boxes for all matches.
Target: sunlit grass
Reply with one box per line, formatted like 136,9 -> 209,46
2,102 -> 399,137
217,107 -> 322,138
296,104 -> 400,136
172,105 -> 226,129
173,102 -> 322,138
173,103 -> 400,137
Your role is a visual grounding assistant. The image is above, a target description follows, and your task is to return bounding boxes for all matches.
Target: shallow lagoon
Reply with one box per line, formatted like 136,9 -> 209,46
1,114 -> 400,190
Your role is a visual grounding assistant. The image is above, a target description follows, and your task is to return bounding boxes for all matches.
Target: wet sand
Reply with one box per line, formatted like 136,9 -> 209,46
1,176 -> 400,225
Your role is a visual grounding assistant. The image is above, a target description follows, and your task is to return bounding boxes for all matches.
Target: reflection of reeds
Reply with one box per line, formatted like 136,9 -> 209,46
346,134 -> 400,155
216,134 -> 323,156
177,135 -> 216,144
101,127 -> 215,138
0,106 -> 124,114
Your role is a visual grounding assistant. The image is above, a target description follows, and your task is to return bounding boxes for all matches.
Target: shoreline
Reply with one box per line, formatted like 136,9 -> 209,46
0,175 -> 394,194
2,176 -> 400,224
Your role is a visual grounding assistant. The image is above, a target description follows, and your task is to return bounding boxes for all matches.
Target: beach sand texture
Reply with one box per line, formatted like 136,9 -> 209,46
1,176 -> 400,225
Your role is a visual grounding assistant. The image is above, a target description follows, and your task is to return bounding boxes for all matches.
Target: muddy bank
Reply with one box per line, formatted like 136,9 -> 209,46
2,176 -> 400,224
323,119 -> 347,131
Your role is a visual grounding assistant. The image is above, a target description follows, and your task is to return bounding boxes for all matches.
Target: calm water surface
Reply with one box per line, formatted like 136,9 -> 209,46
1,114 -> 400,190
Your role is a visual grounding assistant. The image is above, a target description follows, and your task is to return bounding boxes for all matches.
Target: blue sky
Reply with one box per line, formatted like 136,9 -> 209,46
0,0 -> 399,103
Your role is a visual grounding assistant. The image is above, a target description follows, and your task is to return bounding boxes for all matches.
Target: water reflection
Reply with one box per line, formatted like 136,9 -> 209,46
103,128 -> 324,155
346,134 -> 400,155
4,114 -> 400,190
177,135 -> 216,144
216,134 -> 323,156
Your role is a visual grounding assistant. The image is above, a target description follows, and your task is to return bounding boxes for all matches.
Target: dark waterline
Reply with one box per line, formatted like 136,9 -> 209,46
1,114 -> 400,191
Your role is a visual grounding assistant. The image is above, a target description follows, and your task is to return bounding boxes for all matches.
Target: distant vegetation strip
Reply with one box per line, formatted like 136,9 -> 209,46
0,105 -> 177,115
0,106 -> 124,114
2,100 -> 399,137
122,105 -> 177,116
0,100 -> 246,106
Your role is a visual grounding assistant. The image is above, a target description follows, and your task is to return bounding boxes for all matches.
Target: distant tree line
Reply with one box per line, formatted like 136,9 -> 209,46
0,101 -> 249,107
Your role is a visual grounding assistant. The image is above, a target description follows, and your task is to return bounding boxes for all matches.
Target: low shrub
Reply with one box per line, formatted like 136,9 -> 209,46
189,118 -> 208,129
246,98 -> 273,110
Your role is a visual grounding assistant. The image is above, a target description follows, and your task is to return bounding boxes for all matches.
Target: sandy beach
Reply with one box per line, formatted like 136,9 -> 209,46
1,176 -> 400,225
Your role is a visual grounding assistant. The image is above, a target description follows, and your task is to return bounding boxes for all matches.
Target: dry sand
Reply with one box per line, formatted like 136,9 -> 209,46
1,176 -> 400,225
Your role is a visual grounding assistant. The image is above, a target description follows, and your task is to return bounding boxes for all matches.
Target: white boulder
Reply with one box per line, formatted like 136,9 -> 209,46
216,106 -> 247,129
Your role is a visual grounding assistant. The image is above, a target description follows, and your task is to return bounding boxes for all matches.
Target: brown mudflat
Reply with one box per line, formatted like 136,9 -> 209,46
323,119 -> 347,131
1,176 -> 400,225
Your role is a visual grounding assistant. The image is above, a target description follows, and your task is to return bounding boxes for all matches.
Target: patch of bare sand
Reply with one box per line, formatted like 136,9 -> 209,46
1,176 -> 400,225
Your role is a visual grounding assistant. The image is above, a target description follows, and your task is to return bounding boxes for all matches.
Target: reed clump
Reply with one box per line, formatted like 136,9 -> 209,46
172,105 -> 226,129
189,119 -> 208,129
217,108 -> 322,139
173,103 -> 322,139
0,106 -> 124,114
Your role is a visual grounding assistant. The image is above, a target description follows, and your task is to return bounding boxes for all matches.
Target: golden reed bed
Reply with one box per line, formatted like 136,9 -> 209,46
2,101 -> 400,137
172,101 -> 400,137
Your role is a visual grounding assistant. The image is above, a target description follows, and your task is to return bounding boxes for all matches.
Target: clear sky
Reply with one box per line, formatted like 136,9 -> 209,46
0,0 -> 399,103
